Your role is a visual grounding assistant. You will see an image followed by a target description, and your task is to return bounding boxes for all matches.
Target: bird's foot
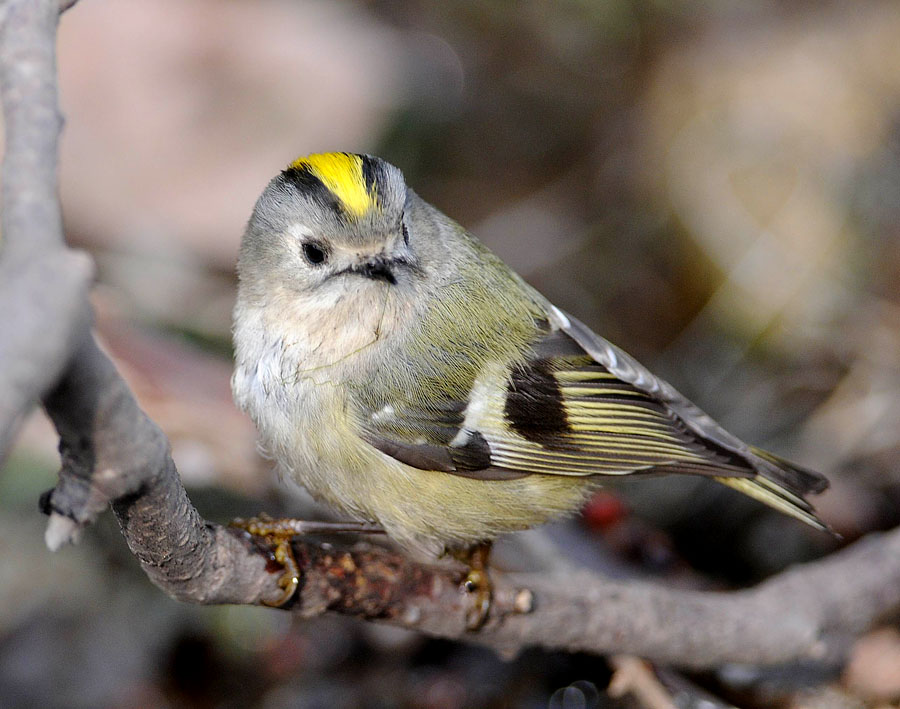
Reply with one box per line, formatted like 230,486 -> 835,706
229,514 -> 385,607
455,542 -> 494,631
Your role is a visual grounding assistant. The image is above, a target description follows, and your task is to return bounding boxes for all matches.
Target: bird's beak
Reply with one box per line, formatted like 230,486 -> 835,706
353,256 -> 398,285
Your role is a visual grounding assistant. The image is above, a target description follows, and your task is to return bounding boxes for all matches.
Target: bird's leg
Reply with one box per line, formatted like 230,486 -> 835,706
229,513 -> 385,607
454,541 -> 494,631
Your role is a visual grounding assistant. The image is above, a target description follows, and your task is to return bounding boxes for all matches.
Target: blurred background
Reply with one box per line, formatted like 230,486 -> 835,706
2,0 -> 900,706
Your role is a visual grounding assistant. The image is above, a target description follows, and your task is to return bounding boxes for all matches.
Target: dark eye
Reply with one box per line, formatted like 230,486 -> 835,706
302,242 -> 328,265
401,222 -> 410,245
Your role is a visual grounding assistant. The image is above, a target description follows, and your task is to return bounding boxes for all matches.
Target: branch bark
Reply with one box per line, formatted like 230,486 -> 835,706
0,0 -> 93,460
1,0 -> 899,674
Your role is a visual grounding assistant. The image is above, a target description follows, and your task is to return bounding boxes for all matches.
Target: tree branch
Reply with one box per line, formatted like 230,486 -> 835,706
2,0 -> 899,675
0,0 -> 92,461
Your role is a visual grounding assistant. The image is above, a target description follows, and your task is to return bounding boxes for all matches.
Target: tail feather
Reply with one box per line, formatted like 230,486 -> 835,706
749,446 -> 830,495
714,476 -> 828,531
714,447 -> 831,532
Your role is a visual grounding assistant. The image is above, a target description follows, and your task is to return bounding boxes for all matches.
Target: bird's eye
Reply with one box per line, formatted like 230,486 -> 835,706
401,222 -> 410,245
302,242 -> 328,265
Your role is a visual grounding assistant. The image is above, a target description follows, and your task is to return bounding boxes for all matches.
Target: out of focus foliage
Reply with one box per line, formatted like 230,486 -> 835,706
2,1 -> 899,706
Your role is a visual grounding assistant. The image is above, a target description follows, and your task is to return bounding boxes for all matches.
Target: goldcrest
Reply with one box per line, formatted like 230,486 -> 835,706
232,153 -> 829,563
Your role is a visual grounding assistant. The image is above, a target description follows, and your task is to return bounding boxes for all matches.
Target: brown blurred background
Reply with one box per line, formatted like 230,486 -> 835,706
2,1 -> 899,707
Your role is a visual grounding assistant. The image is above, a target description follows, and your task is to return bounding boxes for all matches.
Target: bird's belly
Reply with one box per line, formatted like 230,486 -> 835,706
359,464 -> 594,556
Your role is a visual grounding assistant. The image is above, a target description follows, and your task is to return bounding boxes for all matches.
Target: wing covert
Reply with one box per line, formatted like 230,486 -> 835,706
358,317 -> 757,483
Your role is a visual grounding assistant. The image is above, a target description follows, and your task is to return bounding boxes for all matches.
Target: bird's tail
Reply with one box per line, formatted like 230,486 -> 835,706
715,446 -> 831,532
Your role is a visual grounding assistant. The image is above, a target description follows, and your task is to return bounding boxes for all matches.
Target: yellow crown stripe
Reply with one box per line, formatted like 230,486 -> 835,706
290,153 -> 377,218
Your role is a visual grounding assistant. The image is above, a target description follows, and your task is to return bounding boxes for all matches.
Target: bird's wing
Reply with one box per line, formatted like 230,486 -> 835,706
548,306 -> 829,528
360,306 -> 829,529
360,330 -> 753,477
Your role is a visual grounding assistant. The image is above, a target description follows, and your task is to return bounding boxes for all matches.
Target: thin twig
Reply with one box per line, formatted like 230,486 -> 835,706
608,656 -> 678,709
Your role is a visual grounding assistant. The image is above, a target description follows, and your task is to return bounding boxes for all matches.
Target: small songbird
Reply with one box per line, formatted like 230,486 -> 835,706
231,152 -> 829,625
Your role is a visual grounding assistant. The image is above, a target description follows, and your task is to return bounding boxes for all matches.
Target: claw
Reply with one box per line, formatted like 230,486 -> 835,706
455,542 -> 494,631
230,514 -> 301,607
229,515 -> 385,607
267,534 -> 300,607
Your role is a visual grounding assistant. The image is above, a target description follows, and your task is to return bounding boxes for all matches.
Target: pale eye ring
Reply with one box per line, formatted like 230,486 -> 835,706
302,242 -> 328,265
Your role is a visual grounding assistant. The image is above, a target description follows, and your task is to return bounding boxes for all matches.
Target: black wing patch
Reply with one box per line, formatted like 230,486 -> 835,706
505,359 -> 568,447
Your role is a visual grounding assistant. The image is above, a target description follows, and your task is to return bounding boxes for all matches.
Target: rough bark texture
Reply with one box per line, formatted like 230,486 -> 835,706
1,0 -> 899,672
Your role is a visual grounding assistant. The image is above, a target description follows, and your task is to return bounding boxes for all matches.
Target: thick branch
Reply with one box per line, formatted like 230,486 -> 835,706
476,528 -> 900,666
0,0 -> 281,606
111,507 -> 900,669
0,251 -> 93,458
0,0 -> 92,461
0,0 -> 64,258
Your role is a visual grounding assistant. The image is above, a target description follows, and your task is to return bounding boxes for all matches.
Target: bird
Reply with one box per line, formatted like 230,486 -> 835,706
231,152 -> 829,627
